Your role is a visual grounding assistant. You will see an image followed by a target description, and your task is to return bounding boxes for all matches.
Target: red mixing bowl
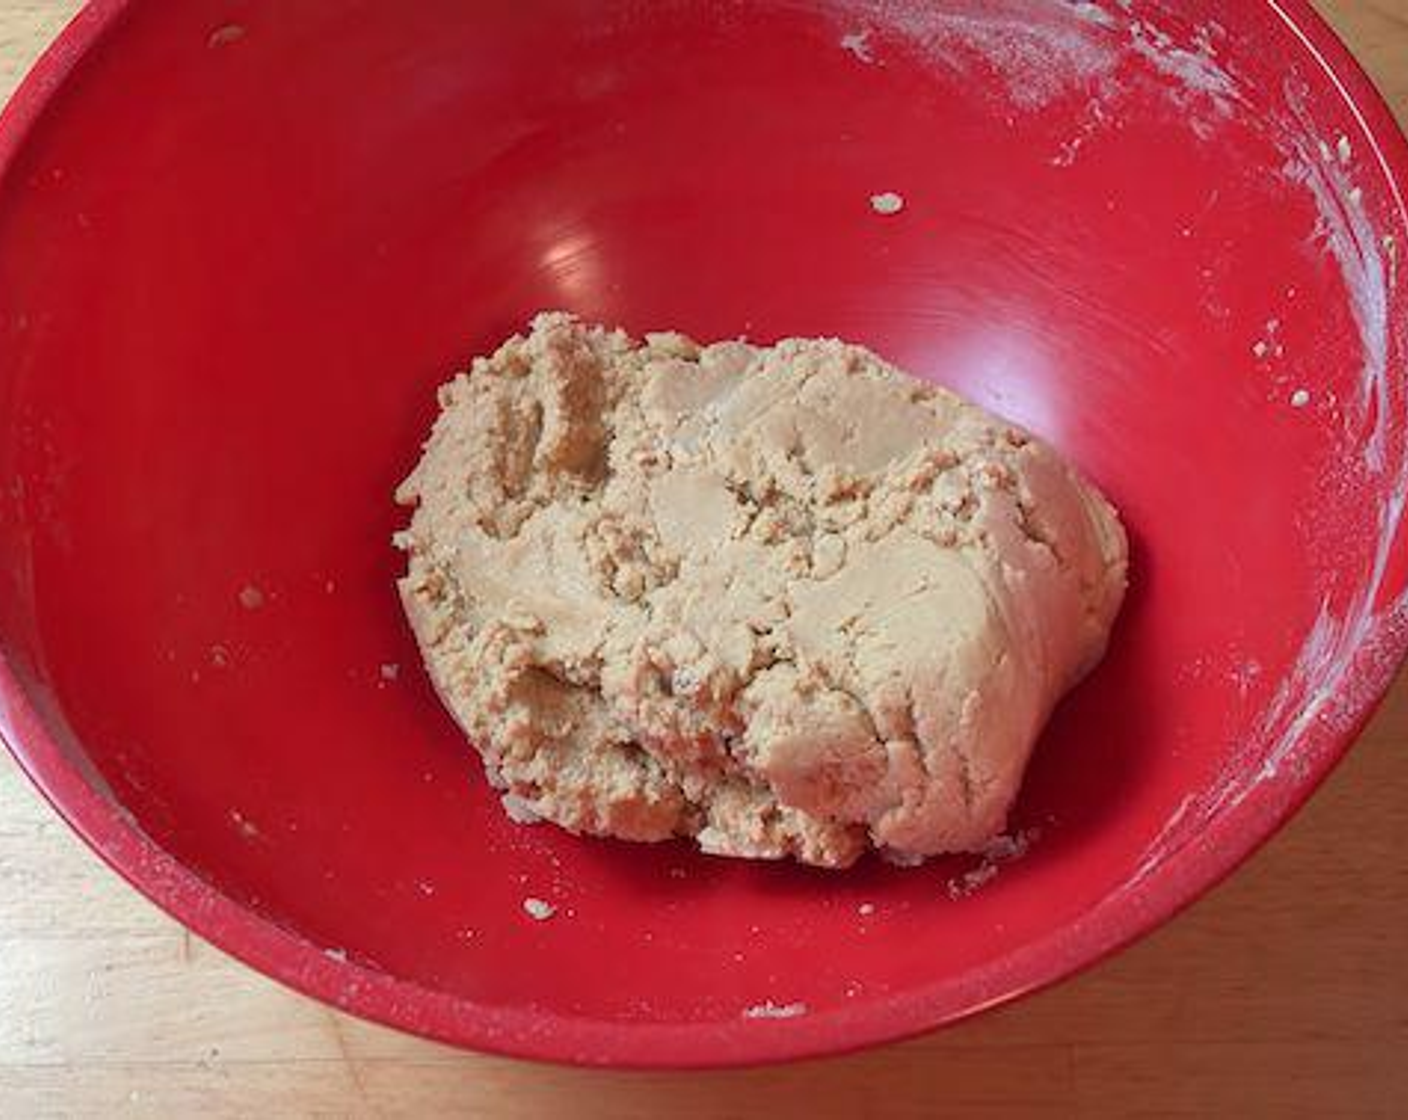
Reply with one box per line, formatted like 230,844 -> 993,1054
2,0 -> 1406,1068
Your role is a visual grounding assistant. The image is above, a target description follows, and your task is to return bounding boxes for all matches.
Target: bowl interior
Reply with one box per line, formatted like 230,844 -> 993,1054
1,0 -> 1406,1065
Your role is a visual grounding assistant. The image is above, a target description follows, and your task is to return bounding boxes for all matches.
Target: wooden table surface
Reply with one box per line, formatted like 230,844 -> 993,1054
1,2 -> 1406,1116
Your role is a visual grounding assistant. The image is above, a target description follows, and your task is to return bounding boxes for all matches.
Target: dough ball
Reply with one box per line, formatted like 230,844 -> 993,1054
395,313 -> 1127,868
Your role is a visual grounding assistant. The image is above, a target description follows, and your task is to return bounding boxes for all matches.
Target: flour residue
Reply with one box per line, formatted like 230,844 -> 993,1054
1281,85 -> 1392,470
1128,16 -> 1240,121
1127,794 -> 1198,888
946,827 -> 1039,899
840,29 -> 876,64
825,0 -> 1120,111
817,0 -> 1242,128
1051,98 -> 1114,167
1127,75 -> 1404,881
1215,80 -> 1406,819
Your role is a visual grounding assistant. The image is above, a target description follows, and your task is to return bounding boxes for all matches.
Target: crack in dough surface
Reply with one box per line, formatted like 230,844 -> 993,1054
395,313 -> 1128,868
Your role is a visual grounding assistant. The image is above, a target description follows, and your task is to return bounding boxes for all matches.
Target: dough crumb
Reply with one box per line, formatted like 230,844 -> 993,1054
238,584 -> 265,610
857,902 -> 876,916
947,827 -> 1039,898
742,1000 -> 808,1020
869,191 -> 905,215
1291,389 -> 1311,409
396,314 -> 1127,869
947,862 -> 999,899
501,793 -> 543,824
980,828 -> 1037,862
522,897 -> 556,921
379,662 -> 400,682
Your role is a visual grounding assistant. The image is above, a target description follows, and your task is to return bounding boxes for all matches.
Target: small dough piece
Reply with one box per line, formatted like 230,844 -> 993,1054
395,313 -> 1127,868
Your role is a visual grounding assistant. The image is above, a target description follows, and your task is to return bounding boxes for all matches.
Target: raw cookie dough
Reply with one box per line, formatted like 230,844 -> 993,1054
395,313 -> 1127,868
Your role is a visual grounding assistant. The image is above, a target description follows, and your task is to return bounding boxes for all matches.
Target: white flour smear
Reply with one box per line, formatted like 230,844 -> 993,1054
1186,75 -> 1408,831
1281,85 -> 1393,471
1127,70 -> 1400,876
819,0 -> 1242,122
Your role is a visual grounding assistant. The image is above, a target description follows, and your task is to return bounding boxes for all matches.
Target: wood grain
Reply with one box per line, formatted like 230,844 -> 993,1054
1,2 -> 1406,1116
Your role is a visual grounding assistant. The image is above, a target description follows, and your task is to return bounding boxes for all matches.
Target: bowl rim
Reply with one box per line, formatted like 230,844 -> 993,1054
1,0 -> 1406,1070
